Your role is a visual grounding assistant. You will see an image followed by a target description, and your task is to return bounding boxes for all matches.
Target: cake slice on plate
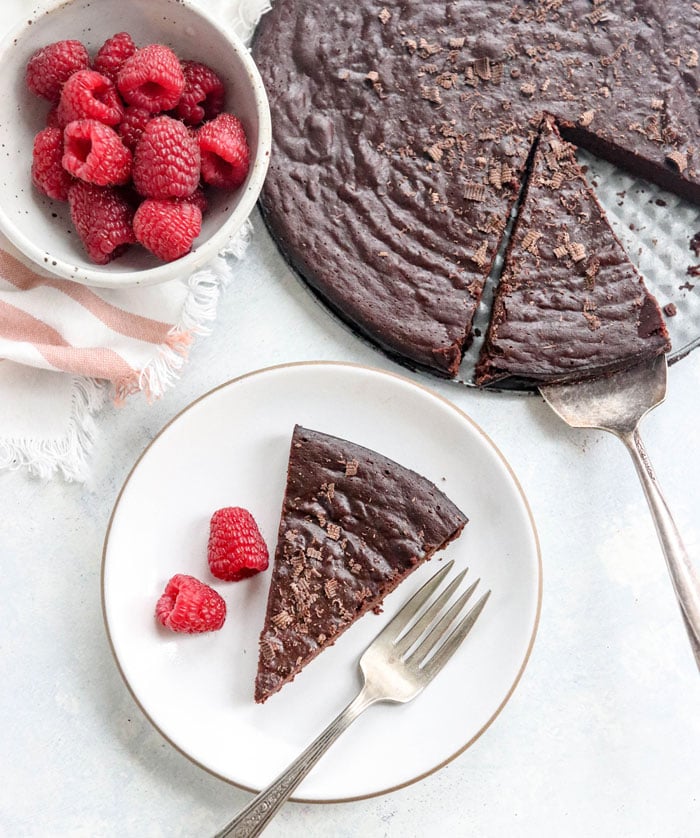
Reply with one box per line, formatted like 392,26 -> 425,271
255,425 -> 468,703
475,116 -> 670,388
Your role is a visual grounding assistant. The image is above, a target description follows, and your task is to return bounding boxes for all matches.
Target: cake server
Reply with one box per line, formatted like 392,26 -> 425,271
214,561 -> 490,837
540,354 -> 700,667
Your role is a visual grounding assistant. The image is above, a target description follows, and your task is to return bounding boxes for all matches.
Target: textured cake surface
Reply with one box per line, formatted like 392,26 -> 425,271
253,0 -> 697,378
476,117 -> 670,386
255,425 -> 468,703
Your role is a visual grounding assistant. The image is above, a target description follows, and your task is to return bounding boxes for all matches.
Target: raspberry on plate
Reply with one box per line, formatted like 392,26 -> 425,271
207,507 -> 270,582
32,127 -> 72,201
93,32 -> 137,85
57,69 -> 125,127
132,115 -> 200,199
117,44 -> 185,112
198,113 -> 250,189
68,181 -> 136,264
26,39 -> 89,102
175,60 -> 226,126
155,574 -> 226,633
133,199 -> 202,262
63,119 -> 132,186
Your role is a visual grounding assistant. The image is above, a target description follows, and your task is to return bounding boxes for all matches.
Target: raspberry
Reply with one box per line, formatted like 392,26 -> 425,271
68,182 -> 136,264
207,507 -> 269,582
26,40 -> 89,102
93,32 -> 137,85
132,115 -> 200,198
155,574 -> 226,633
46,106 -> 61,128
175,61 -> 226,125
57,70 -> 124,127
118,106 -> 152,151
176,186 -> 208,215
117,44 -> 185,112
32,127 -> 72,201
198,113 -> 250,189
63,120 -> 132,186
133,199 -> 202,261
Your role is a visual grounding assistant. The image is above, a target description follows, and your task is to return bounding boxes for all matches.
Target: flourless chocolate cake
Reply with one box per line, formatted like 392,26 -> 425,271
255,425 -> 468,703
253,0 -> 698,380
476,117 -> 670,387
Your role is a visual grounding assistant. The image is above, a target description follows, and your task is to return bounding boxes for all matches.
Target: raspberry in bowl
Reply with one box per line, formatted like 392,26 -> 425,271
0,0 -> 271,288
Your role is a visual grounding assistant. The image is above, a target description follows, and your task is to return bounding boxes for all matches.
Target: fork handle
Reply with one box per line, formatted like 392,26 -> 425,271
621,428 -> 700,666
214,687 -> 378,838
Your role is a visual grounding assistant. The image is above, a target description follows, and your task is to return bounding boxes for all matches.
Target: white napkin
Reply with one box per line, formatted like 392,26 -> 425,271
0,0 -> 270,481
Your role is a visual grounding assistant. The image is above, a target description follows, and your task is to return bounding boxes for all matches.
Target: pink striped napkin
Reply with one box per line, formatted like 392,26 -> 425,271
0,0 -> 271,482
0,226 -> 251,480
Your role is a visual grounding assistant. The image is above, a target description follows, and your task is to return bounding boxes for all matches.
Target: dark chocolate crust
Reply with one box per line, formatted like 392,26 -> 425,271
255,425 -> 468,702
253,0 -> 698,378
475,117 -> 670,386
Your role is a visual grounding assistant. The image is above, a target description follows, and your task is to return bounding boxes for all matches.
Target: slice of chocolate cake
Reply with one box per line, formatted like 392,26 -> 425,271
255,425 -> 468,703
475,117 -> 670,388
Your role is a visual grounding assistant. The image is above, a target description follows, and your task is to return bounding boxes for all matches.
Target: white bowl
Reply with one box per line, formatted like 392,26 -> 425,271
0,0 -> 271,288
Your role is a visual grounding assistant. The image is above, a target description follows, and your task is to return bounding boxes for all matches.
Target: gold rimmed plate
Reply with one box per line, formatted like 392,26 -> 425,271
101,362 -> 541,801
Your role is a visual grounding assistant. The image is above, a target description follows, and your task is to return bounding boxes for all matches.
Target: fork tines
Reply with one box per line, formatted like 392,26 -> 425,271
380,560 -> 490,678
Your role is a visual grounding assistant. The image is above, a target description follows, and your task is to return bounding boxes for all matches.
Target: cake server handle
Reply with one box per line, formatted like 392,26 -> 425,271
620,428 -> 700,668
214,686 -> 378,838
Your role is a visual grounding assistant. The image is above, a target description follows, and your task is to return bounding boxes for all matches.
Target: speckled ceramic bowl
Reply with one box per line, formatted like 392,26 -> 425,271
0,0 -> 271,288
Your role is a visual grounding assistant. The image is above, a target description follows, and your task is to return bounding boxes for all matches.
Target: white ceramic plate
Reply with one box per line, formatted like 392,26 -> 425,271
102,362 -> 541,801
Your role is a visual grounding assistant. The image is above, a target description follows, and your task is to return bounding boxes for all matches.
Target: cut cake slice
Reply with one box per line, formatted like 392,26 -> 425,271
475,116 -> 670,388
255,425 -> 468,703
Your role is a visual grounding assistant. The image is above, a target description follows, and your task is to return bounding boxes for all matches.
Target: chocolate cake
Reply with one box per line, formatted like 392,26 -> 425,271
253,0 -> 698,379
255,425 -> 468,703
475,117 -> 670,387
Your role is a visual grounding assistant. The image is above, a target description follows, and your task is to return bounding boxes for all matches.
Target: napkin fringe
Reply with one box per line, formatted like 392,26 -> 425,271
115,220 -> 252,404
0,376 -> 107,482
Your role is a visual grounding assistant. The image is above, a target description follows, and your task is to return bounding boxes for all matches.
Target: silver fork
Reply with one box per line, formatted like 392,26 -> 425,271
215,561 -> 490,838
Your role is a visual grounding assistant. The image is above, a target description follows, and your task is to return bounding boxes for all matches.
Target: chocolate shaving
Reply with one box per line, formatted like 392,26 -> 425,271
306,546 -> 322,560
549,170 -> 565,189
324,579 -> 339,599
471,240 -> 489,268
418,38 -> 442,57
326,522 -> 341,540
474,57 -> 491,80
378,7 -> 391,24
651,98 -> 664,111
464,182 -> 487,201
520,82 -> 536,97
578,109 -> 595,127
425,143 -> 443,162
420,85 -> 442,104
687,48 -> 699,68
260,639 -> 276,662
553,244 -> 569,259
449,36 -> 465,48
271,610 -> 294,630
665,149 -> 688,173
345,458 -> 359,476
568,241 -> 587,262
521,229 -> 542,255
404,38 -> 417,54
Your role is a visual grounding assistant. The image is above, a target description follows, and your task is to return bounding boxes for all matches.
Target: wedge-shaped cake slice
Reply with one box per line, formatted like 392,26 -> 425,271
476,116 -> 670,388
255,425 -> 468,703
